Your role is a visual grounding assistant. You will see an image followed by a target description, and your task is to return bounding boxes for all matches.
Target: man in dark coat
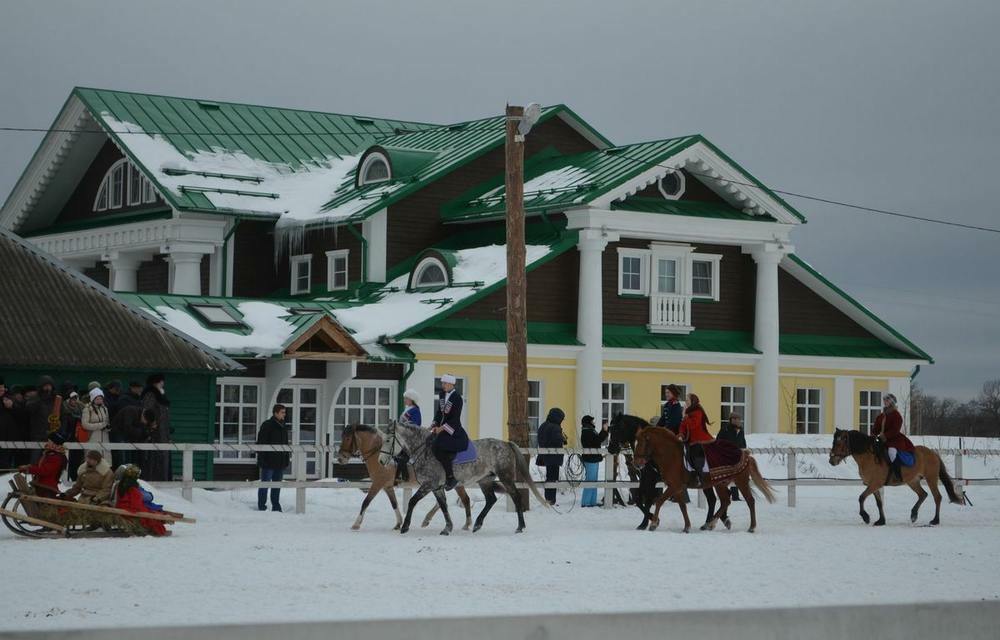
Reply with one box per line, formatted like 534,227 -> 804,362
430,374 -> 470,490
656,384 -> 684,433
25,376 -> 56,463
104,380 -> 125,421
717,412 -> 747,501
0,379 -> 19,469
256,404 -> 290,512
117,382 -> 143,411
110,405 -> 157,468
536,407 -> 567,505
140,374 -> 172,481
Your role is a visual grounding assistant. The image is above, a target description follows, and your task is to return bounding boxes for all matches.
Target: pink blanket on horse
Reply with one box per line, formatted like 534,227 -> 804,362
704,439 -> 742,469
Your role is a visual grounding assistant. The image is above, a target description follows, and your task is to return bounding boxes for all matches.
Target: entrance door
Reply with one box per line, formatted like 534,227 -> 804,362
276,384 -> 321,478
328,382 -> 396,477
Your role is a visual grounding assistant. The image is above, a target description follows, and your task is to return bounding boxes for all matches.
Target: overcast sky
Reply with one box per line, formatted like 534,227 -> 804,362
1,1 -> 997,400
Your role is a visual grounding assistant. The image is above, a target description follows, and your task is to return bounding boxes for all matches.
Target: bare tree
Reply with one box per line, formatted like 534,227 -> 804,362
978,379 -> 1000,425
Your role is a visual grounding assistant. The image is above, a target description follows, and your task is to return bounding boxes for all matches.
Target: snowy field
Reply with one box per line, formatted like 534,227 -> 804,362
2,438 -> 999,633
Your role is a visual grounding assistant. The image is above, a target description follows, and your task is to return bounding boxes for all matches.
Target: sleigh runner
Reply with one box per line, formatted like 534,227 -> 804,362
1,474 -> 194,539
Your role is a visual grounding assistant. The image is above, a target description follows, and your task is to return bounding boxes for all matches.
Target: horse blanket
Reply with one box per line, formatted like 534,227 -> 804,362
454,440 -> 478,465
701,440 -> 749,483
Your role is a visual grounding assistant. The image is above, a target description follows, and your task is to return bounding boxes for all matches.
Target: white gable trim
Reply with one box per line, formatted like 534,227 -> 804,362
588,140 -> 802,225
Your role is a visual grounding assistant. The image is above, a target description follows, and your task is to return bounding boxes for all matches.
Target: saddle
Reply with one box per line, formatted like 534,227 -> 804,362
685,441 -> 747,484
454,440 -> 478,465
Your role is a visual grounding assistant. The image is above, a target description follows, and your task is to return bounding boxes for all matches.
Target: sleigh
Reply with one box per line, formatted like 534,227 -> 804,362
1,474 -> 194,539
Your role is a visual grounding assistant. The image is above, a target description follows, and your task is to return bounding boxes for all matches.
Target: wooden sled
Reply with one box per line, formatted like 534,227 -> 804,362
1,474 -> 194,539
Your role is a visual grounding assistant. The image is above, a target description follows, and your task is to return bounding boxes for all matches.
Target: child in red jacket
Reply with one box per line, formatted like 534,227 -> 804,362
113,465 -> 169,536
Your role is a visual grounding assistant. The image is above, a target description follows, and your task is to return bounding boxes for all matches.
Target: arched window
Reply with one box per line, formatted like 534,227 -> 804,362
94,158 -> 157,212
412,257 -> 449,289
358,153 -> 391,185
657,170 -> 686,201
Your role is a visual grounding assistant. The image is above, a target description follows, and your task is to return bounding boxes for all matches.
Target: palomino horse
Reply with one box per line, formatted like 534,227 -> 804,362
634,426 -> 775,532
389,419 -> 548,535
829,429 -> 964,526
337,424 -> 472,531
608,414 -> 716,530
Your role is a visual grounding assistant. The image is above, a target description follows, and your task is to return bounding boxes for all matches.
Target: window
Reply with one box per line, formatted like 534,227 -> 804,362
326,250 -> 349,291
359,153 -> 391,185
189,303 -> 243,327
290,255 -> 312,295
795,388 -> 822,434
617,248 -> 647,295
660,383 -> 689,410
859,390 -> 883,434
214,382 -> 260,461
721,385 -> 748,427
655,258 -> 678,294
602,382 -> 627,422
93,158 -> 157,212
657,170 -> 686,200
690,253 -> 722,301
528,380 -> 543,447
412,257 -> 449,289
332,383 -> 394,449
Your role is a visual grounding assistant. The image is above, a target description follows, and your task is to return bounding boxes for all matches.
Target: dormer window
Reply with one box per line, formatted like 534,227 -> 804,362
94,158 -> 157,212
359,152 -> 391,185
657,170 -> 685,201
412,257 -> 449,289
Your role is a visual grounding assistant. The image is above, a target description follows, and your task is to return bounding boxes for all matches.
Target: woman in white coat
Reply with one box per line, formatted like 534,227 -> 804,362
81,388 -> 112,464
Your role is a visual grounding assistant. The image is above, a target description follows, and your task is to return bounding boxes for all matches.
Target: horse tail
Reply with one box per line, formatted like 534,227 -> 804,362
748,456 -> 777,504
508,441 -> 551,509
937,455 -> 965,505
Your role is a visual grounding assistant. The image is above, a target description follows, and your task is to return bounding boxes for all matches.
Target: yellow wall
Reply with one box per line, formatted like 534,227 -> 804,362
778,375 -> 835,434
498,365 -> 578,444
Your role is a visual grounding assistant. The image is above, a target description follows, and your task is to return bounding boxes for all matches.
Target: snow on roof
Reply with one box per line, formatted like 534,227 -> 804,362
103,115 -> 360,220
481,165 -> 592,203
150,301 -> 296,357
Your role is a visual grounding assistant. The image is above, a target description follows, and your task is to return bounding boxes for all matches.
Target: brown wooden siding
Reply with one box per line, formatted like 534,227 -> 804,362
233,358 -> 267,377
82,264 -> 109,288
778,268 -> 875,337
293,360 -> 327,379
632,170 -> 731,205
355,362 -> 404,380
274,225 -> 364,293
52,139 -> 165,226
386,117 -> 598,270
233,221 -> 280,297
137,254 -> 169,294
452,249 -> 580,324
602,238 -> 650,326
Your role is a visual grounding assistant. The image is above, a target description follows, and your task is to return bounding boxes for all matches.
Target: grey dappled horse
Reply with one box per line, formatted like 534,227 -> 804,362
388,419 -> 548,535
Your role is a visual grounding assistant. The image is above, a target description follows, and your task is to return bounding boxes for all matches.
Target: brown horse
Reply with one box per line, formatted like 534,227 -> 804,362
337,424 -> 471,531
634,427 -> 775,533
829,429 -> 964,526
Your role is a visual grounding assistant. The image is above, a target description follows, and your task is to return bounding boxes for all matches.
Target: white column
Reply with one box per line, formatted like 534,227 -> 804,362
208,245 -> 223,296
167,251 -> 205,295
107,252 -> 142,293
834,376 -> 854,431
362,208 -> 388,283
750,243 -> 785,433
408,360 -> 435,426
575,229 -> 611,429
479,364 -> 505,439
888,377 -> 912,429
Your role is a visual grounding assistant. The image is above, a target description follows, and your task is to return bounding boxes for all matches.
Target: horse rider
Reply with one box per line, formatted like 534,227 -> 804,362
871,393 -> 915,482
679,393 -> 715,487
400,389 -> 422,426
430,374 -> 469,490
657,384 -> 684,434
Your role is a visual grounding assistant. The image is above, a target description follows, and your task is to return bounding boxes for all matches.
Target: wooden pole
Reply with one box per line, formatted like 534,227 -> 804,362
505,104 -> 529,449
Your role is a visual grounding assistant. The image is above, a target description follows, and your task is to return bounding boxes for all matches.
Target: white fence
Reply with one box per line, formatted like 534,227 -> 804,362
3,441 -> 998,514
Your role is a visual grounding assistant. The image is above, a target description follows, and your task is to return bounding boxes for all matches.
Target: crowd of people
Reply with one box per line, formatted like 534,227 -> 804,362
0,373 -> 173,481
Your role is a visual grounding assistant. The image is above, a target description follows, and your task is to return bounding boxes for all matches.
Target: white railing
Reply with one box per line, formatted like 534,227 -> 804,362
3,441 -> 997,514
648,292 -> 692,333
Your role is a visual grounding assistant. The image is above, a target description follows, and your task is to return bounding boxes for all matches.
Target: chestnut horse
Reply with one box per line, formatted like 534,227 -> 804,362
337,425 -> 471,531
634,426 -> 775,532
829,429 -> 964,526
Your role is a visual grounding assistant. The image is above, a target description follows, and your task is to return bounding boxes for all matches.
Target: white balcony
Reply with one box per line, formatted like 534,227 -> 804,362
648,293 -> 693,334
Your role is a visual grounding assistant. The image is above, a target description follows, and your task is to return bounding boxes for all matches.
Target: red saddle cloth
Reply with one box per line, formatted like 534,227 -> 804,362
704,440 -> 749,482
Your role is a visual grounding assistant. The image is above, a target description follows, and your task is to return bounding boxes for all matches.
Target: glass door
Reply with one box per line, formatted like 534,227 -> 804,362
329,382 -> 395,476
276,385 -> 321,477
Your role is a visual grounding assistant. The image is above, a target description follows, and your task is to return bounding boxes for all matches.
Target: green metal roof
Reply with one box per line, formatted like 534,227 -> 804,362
779,334 -> 917,359
441,136 -> 700,222
603,326 -> 759,353
611,197 -> 776,221
408,319 -> 581,345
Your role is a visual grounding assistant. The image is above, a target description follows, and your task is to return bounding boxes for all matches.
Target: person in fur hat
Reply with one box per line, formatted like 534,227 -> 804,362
113,464 -> 169,536
80,388 -> 112,464
19,431 -> 67,498
872,393 -> 916,482
400,389 -> 422,426
60,450 -> 113,506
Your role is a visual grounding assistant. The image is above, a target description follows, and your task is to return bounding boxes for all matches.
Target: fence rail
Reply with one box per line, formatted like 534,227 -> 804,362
3,441 -> 998,513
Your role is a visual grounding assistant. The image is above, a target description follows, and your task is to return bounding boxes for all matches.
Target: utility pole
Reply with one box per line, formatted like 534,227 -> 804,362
505,104 -> 529,449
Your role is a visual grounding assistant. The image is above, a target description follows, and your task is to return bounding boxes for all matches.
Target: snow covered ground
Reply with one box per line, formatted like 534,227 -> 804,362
2,452 -> 999,633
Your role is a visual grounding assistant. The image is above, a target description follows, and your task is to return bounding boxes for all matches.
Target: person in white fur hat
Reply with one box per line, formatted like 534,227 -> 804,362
430,374 -> 469,490
401,389 -> 422,426
81,387 -> 112,463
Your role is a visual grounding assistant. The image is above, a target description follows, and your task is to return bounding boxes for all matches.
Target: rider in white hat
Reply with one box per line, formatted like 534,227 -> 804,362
430,374 -> 469,490
401,389 -> 422,425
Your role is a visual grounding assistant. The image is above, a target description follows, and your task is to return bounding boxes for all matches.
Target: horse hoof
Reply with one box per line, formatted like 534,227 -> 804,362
351,524 -> 361,531
463,525 -> 471,531
420,521 -> 430,528
930,518 -> 939,526
873,519 -> 885,527
860,512 -> 870,524
515,527 -> 524,534
682,526 -> 690,534
473,524 -> 482,533
440,530 -> 451,536
399,527 -> 409,534
700,523 -> 711,531
724,518 -> 732,530
636,523 -> 649,531
747,527 -> 755,533
910,515 -> 918,524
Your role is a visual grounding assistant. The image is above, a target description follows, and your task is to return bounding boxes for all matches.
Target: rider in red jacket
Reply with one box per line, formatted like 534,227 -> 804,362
19,432 -> 67,497
871,393 -> 915,482
679,394 -> 714,486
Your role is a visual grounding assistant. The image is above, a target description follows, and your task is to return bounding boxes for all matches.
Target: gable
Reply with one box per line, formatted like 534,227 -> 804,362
778,267 -> 875,338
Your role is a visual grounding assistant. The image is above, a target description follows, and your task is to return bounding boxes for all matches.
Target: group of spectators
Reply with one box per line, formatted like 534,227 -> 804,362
0,373 -> 174,482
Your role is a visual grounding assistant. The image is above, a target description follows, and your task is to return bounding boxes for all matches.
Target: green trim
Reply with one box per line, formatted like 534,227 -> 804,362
21,208 -> 172,237
602,325 -> 759,353
691,297 -> 718,304
787,254 -> 932,362
408,319 -> 581,345
779,334 -> 919,359
611,197 -> 777,222
345,224 -> 368,285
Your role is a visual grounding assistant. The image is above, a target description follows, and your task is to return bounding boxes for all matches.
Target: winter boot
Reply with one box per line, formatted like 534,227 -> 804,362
890,458 -> 903,483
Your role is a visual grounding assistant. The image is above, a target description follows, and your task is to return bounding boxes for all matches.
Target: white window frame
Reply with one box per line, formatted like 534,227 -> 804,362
331,382 -> 396,450
795,387 -> 823,434
690,252 -> 722,301
290,255 -> 312,295
93,158 -> 157,212
412,257 -> 449,289
859,390 -> 883,435
602,381 -> 628,423
617,248 -> 648,295
527,379 -> 543,447
325,249 -> 350,291
214,379 -> 263,462
657,169 -> 686,200
359,152 -> 391,185
720,385 -> 749,429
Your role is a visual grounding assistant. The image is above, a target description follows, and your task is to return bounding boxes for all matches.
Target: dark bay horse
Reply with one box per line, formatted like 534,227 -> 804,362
829,429 -> 964,526
608,414 -> 717,530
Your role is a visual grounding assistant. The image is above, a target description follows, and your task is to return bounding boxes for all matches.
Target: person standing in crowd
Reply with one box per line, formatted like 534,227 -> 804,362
140,374 -> 172,481
81,388 -> 112,465
119,381 -> 143,410
0,379 -> 20,470
25,376 -> 56,463
717,412 -> 747,501
111,406 -> 158,468
579,416 -> 609,507
256,404 -> 290,512
59,450 -> 113,506
19,431 -> 67,498
430,374 -> 469,491
104,380 -> 125,421
536,407 -> 567,506
61,389 -> 84,480
6,386 -> 30,465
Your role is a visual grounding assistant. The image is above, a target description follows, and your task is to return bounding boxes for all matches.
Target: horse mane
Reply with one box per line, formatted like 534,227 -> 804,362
642,426 -> 683,446
343,424 -> 377,436
847,429 -> 876,454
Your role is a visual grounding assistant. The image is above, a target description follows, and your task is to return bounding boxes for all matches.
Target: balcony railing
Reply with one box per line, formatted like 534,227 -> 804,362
648,292 -> 693,333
